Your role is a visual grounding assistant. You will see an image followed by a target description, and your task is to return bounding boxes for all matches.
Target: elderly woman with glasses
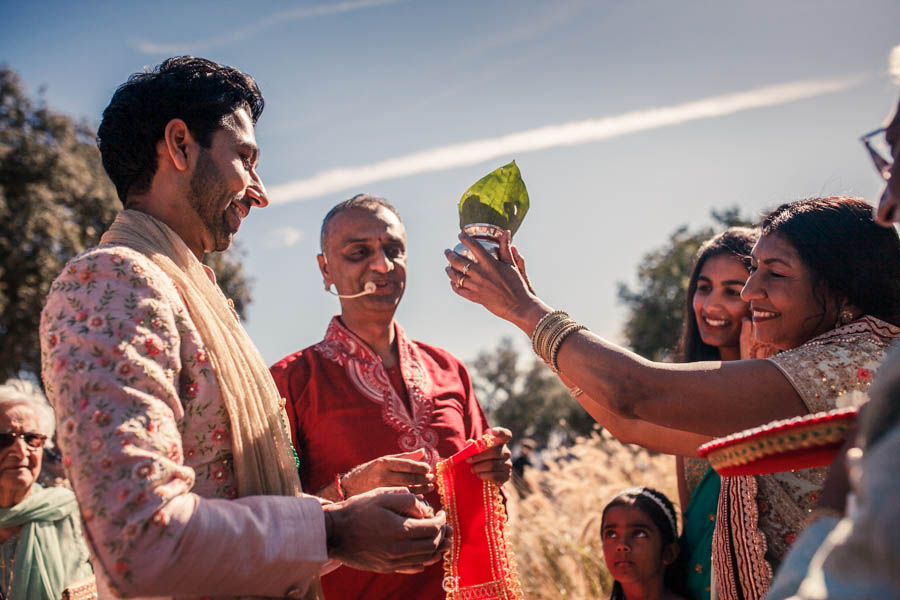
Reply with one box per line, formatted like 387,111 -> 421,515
0,379 -> 92,600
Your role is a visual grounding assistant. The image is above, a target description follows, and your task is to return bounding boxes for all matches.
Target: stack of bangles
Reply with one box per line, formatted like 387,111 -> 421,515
531,310 -> 587,373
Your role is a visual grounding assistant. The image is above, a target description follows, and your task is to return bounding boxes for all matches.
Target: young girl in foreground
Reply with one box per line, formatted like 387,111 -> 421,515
602,487 -> 687,600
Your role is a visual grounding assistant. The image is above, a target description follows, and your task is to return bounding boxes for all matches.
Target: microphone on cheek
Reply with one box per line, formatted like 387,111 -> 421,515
328,281 -> 377,298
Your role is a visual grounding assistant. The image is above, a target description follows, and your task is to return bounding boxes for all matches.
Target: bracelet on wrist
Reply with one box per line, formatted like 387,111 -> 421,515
533,312 -> 571,364
334,472 -> 347,501
531,309 -> 589,371
532,310 -> 568,356
549,323 -> 584,372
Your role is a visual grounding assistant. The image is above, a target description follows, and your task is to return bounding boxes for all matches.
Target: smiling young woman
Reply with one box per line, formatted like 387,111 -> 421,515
565,227 -> 759,600
445,196 -> 900,599
690,254 -> 749,360
676,227 -> 758,600
681,230 -> 759,363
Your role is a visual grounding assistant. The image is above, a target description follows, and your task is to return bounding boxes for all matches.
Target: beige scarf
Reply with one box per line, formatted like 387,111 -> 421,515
100,210 -> 301,498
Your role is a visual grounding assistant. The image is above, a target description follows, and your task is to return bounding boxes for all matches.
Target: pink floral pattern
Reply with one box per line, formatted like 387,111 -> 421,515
40,244 -> 234,590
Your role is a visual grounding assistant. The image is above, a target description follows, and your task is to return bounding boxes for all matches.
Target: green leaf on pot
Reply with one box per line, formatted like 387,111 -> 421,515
458,160 -> 529,236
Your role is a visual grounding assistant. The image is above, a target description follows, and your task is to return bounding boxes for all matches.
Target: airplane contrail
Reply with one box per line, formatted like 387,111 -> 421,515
890,44 -> 900,83
269,75 -> 866,205
134,0 -> 405,54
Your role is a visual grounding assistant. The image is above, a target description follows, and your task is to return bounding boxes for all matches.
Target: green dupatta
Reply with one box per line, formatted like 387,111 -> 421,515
0,483 -> 92,600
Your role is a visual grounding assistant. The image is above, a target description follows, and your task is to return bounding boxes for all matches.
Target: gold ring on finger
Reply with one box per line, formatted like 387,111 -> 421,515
456,274 -> 467,288
462,262 -> 472,275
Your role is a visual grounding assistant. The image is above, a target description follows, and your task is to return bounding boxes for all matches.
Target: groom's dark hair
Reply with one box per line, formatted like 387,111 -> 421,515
97,56 -> 264,204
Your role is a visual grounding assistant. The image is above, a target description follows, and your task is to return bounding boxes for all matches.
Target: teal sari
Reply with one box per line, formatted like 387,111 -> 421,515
681,466 -> 720,600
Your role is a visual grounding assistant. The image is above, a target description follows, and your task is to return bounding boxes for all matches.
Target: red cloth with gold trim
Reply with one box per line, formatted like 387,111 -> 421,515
697,407 -> 858,476
436,432 -> 524,600
271,317 -> 490,600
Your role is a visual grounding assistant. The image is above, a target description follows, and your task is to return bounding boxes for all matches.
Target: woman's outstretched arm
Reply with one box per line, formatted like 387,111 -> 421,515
446,231 -> 805,438
555,373 -> 712,456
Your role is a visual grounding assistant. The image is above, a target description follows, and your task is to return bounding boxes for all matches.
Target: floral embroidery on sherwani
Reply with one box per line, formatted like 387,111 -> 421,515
712,316 -> 900,600
40,245 -> 237,590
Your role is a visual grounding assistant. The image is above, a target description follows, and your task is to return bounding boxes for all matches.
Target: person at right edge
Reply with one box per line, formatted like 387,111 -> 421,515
765,88 -> 900,600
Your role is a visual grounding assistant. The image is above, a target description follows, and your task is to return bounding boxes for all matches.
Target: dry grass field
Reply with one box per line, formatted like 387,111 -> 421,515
505,430 -> 679,599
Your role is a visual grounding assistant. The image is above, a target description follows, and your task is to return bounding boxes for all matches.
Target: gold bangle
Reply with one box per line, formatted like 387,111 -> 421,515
532,311 -> 568,359
550,324 -> 586,372
547,322 -> 580,361
534,312 -> 568,353
532,310 -> 565,338
539,317 -> 575,362
532,311 -> 566,354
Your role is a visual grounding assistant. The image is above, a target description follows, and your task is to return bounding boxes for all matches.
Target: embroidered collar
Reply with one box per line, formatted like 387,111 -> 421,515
315,317 -> 441,464
802,315 -> 900,347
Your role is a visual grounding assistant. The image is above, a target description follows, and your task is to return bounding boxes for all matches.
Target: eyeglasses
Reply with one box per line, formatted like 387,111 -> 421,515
0,431 -> 47,450
860,127 -> 893,181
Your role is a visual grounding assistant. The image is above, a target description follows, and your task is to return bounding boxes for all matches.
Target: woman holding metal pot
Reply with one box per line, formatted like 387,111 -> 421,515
444,196 -> 900,600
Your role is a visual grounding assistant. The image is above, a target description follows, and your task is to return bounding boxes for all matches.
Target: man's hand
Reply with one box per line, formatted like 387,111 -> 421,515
323,487 -> 451,573
468,427 -> 513,485
343,448 -> 434,496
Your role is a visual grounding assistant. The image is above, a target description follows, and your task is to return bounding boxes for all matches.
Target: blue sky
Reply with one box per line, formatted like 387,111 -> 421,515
3,1 -> 899,366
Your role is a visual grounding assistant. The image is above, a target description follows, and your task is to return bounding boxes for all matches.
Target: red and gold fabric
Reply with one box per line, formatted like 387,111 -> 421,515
271,317 -> 491,600
436,432 -> 523,600
699,407 -> 858,477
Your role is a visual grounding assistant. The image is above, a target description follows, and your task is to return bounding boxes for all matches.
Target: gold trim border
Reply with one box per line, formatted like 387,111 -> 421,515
705,420 -> 851,471
436,434 -> 525,600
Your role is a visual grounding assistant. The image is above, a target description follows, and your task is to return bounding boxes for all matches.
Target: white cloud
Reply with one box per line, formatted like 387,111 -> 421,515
133,0 -> 406,55
890,45 -> 900,84
265,226 -> 304,248
269,74 -> 866,205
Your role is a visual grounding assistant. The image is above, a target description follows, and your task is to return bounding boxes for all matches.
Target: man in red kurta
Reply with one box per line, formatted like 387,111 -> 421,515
271,194 -> 512,600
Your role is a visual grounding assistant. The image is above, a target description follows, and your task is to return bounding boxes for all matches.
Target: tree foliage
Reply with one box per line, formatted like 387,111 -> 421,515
616,208 -> 756,361
470,337 -> 596,448
0,67 -> 252,382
